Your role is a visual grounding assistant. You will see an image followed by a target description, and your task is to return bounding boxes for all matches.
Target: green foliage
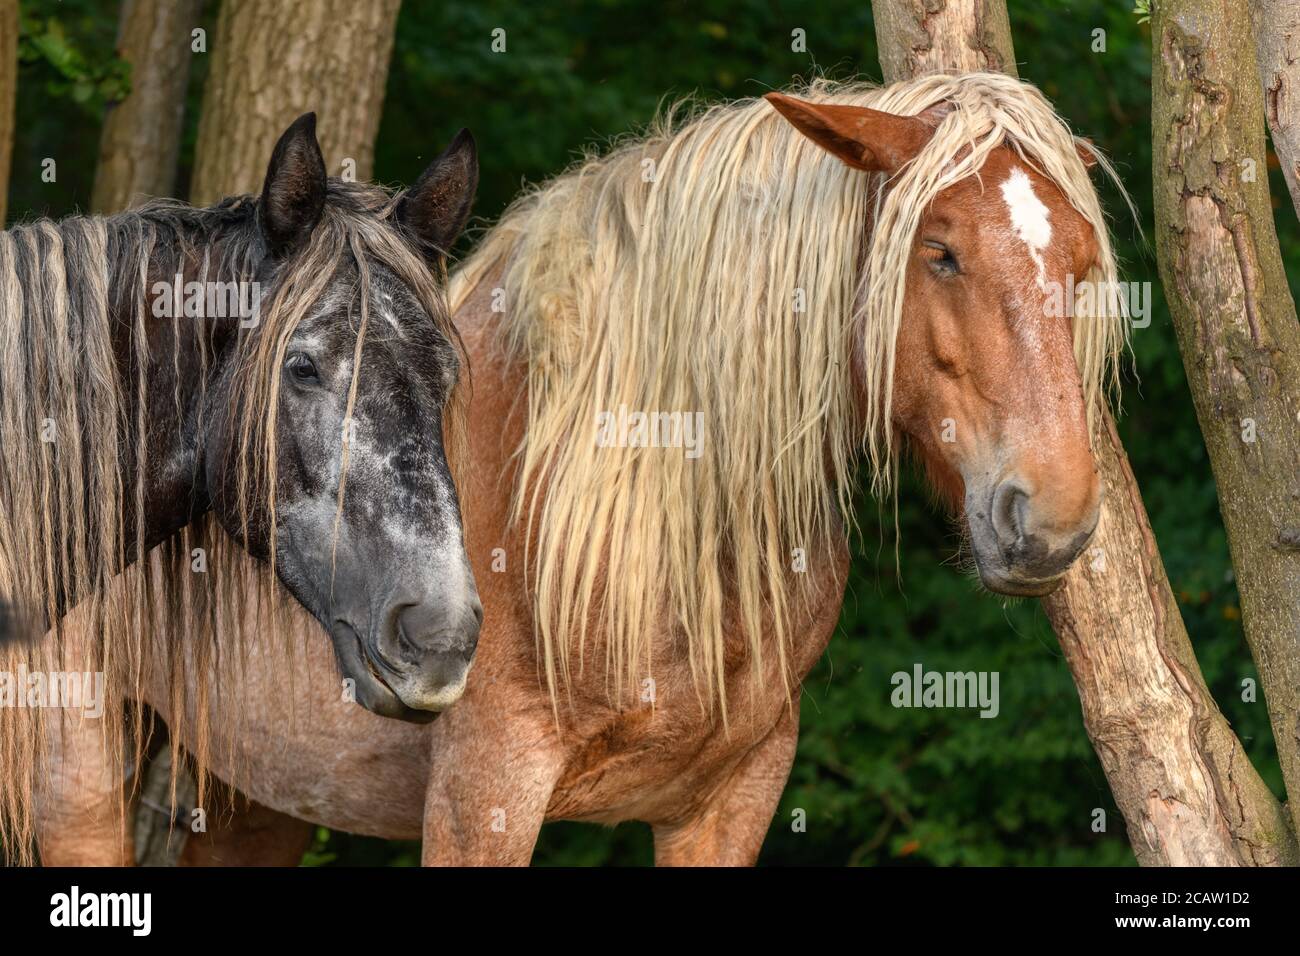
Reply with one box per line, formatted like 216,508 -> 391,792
9,0 -> 1295,867
18,10 -> 130,111
301,828 -> 421,868
7,0 -> 135,221
377,0 -> 877,249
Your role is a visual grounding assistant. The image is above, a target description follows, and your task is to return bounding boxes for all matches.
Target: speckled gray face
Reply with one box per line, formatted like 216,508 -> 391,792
214,115 -> 483,722
272,261 -> 481,720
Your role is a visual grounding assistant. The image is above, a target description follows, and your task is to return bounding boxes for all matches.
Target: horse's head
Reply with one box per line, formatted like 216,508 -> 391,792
204,115 -> 482,720
768,93 -> 1103,596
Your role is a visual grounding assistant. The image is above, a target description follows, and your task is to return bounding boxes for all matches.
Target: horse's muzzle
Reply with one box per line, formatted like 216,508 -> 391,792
372,592 -> 483,711
966,476 -> 1101,597
330,587 -> 482,722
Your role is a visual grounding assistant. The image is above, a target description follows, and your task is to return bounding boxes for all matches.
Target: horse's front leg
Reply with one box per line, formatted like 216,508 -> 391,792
28,604 -> 133,867
421,691 -> 564,866
36,711 -> 133,866
178,779 -> 314,866
651,701 -> 800,866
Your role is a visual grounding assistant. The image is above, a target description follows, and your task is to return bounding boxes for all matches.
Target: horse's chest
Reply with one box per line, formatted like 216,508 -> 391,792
545,693 -> 777,826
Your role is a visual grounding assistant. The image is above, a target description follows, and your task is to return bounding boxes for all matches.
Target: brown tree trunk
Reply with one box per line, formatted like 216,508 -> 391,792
1043,415 -> 1295,865
872,0 -> 1017,81
0,0 -> 18,226
872,0 -> 1297,865
1251,0 -> 1300,221
1153,0 -> 1300,839
91,0 -> 203,214
132,744 -> 196,866
135,0 -> 404,863
189,0 -> 402,205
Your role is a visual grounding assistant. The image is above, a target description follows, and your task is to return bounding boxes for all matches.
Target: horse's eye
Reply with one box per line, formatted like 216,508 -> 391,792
285,351 -> 320,384
921,239 -> 960,275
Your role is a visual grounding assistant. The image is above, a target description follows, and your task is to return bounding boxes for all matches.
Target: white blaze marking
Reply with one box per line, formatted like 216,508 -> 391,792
1000,166 -> 1052,290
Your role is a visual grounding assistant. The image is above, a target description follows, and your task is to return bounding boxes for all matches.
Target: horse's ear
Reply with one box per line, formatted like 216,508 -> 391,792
259,112 -> 327,258
764,92 -> 933,174
1075,137 -> 1099,170
395,129 -> 479,262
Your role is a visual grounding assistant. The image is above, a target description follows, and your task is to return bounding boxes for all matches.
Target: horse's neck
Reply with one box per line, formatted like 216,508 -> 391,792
107,231 -> 240,559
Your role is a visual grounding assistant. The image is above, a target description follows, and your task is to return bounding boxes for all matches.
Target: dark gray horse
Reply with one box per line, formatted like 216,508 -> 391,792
0,115 -> 482,862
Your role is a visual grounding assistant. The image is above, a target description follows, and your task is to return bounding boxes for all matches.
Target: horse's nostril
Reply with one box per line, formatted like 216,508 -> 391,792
396,622 -> 423,659
991,481 -> 1029,554
389,597 -> 479,663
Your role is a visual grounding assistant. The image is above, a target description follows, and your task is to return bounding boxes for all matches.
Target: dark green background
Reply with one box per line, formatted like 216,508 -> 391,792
12,0 -> 1296,866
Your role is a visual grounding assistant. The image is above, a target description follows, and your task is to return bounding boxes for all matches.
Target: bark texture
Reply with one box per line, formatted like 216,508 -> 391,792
132,745 -> 195,866
873,0 -> 1018,81
0,0 -> 18,226
1043,415 -> 1295,865
91,0 -> 203,214
1153,0 -> 1300,839
189,0 -> 402,205
1251,0 -> 1300,220
872,0 -> 1296,865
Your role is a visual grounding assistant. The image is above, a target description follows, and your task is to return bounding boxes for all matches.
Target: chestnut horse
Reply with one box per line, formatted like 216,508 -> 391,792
37,72 -> 1129,865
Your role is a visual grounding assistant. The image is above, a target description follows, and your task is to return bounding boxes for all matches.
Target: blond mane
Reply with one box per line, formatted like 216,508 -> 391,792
449,72 -> 1130,721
